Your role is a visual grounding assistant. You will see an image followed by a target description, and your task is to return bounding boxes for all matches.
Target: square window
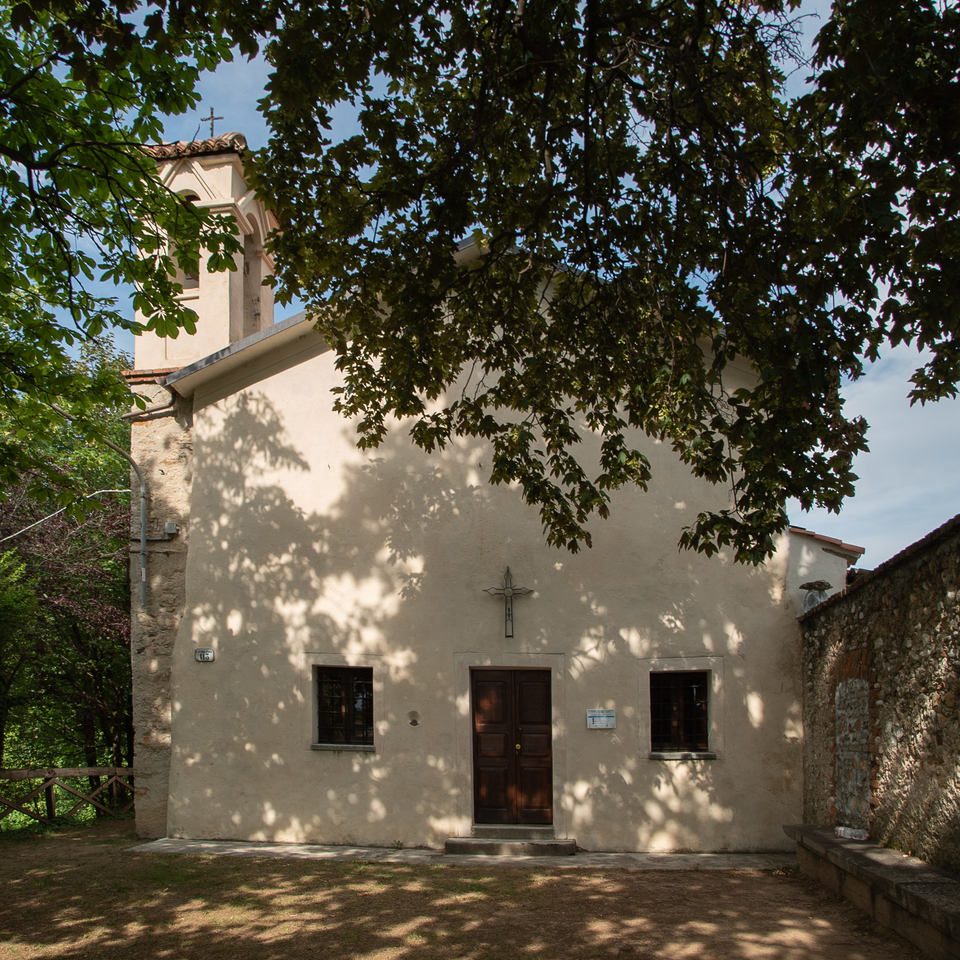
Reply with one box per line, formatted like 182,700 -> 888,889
650,671 -> 710,753
316,666 -> 374,746
180,263 -> 200,289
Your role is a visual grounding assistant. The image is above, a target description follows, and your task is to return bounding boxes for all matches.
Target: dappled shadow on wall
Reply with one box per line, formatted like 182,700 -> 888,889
172,389 -> 495,841
170,388 -> 799,847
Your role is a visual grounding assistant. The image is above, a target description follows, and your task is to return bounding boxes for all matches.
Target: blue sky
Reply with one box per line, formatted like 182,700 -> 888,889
148,16 -> 959,570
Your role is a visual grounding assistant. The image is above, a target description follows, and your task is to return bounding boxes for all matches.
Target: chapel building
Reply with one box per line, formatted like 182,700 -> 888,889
127,134 -> 863,851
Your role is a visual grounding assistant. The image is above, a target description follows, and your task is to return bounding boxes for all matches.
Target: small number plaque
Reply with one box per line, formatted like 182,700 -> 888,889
195,648 -> 215,662
587,709 -> 616,729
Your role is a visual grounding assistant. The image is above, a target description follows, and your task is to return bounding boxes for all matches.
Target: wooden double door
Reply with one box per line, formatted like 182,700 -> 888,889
472,669 -> 553,824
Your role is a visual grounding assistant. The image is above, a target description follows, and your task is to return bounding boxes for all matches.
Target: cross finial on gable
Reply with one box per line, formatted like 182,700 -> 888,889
202,107 -> 224,138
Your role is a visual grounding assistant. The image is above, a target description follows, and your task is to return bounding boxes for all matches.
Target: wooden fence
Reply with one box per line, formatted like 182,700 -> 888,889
0,767 -> 139,824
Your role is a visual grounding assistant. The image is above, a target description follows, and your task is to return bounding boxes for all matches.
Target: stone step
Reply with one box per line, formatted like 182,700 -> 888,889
471,825 -> 556,841
444,837 -> 577,857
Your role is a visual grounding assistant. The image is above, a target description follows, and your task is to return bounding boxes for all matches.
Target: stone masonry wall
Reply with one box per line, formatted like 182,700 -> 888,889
834,677 -> 870,832
801,514 -> 960,872
127,374 -> 193,839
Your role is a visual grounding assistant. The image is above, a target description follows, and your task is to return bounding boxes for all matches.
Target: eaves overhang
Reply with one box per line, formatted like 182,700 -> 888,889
162,311 -> 320,399
788,525 -> 865,565
162,240 -> 477,401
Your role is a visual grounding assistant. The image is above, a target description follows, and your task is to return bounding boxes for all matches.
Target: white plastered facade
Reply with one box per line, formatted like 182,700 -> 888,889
130,145 -> 861,852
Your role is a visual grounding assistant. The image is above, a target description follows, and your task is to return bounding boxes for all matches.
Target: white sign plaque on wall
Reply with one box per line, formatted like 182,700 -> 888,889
195,648 -> 215,662
586,709 -> 616,729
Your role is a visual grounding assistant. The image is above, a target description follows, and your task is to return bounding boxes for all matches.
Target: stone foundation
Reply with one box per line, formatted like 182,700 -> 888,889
786,824 -> 960,960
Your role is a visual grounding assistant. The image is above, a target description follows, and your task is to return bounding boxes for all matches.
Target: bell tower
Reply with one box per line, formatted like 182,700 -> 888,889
128,132 -> 280,838
134,132 -> 279,371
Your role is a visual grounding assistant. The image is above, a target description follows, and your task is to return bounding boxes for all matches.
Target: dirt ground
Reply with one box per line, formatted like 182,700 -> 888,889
0,820 -> 924,959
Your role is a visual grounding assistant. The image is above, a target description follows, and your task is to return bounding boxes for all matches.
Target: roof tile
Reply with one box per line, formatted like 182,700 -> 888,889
143,132 -> 247,161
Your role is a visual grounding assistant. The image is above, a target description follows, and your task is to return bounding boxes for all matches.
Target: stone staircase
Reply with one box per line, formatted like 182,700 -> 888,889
444,825 -> 576,857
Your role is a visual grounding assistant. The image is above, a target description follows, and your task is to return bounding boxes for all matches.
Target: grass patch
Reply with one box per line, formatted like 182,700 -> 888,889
0,811 -> 133,842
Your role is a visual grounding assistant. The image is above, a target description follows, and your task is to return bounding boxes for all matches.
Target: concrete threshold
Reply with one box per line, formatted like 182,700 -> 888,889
129,837 -> 795,872
471,824 -> 556,840
444,837 -> 576,856
784,824 -> 960,960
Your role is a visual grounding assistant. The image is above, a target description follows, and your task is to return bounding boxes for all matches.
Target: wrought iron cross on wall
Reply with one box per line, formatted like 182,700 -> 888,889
485,567 -> 532,638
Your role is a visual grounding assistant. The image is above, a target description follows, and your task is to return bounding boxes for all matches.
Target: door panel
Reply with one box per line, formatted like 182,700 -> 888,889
477,768 -> 509,814
478,734 -> 506,757
473,671 -> 513,822
521,733 -> 551,756
517,678 -> 550,724
475,680 -> 507,722
515,671 -> 552,823
518,767 -> 552,817
472,669 -> 553,824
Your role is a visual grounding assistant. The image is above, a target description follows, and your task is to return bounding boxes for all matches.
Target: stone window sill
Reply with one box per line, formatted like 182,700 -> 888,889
311,743 -> 375,753
648,751 -> 718,761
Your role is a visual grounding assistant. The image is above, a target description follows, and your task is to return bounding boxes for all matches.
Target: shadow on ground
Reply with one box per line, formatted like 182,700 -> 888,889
0,821 -> 922,959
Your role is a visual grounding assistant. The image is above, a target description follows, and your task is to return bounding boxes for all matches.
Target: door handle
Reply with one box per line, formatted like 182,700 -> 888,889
516,743 -> 521,750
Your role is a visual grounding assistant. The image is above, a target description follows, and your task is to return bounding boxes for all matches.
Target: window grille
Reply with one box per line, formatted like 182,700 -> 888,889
315,667 -> 374,745
650,671 -> 709,752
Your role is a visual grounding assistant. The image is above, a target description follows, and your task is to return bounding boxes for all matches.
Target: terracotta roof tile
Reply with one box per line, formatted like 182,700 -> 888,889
143,132 -> 247,161
123,367 -> 182,385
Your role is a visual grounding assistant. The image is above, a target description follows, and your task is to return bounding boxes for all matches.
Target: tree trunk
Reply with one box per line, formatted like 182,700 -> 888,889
80,710 -> 101,807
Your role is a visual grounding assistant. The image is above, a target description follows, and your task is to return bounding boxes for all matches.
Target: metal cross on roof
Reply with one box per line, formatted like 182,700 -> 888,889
484,567 -> 532,638
202,107 -> 224,138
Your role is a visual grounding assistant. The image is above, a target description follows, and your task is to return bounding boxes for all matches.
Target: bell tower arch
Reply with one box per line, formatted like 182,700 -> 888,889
134,132 -> 278,372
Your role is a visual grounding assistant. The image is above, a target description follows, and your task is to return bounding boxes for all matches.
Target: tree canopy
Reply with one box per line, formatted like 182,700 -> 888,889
255,0 -> 960,561
0,0 -> 245,502
2,0 -> 958,560
0,338 -> 132,772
